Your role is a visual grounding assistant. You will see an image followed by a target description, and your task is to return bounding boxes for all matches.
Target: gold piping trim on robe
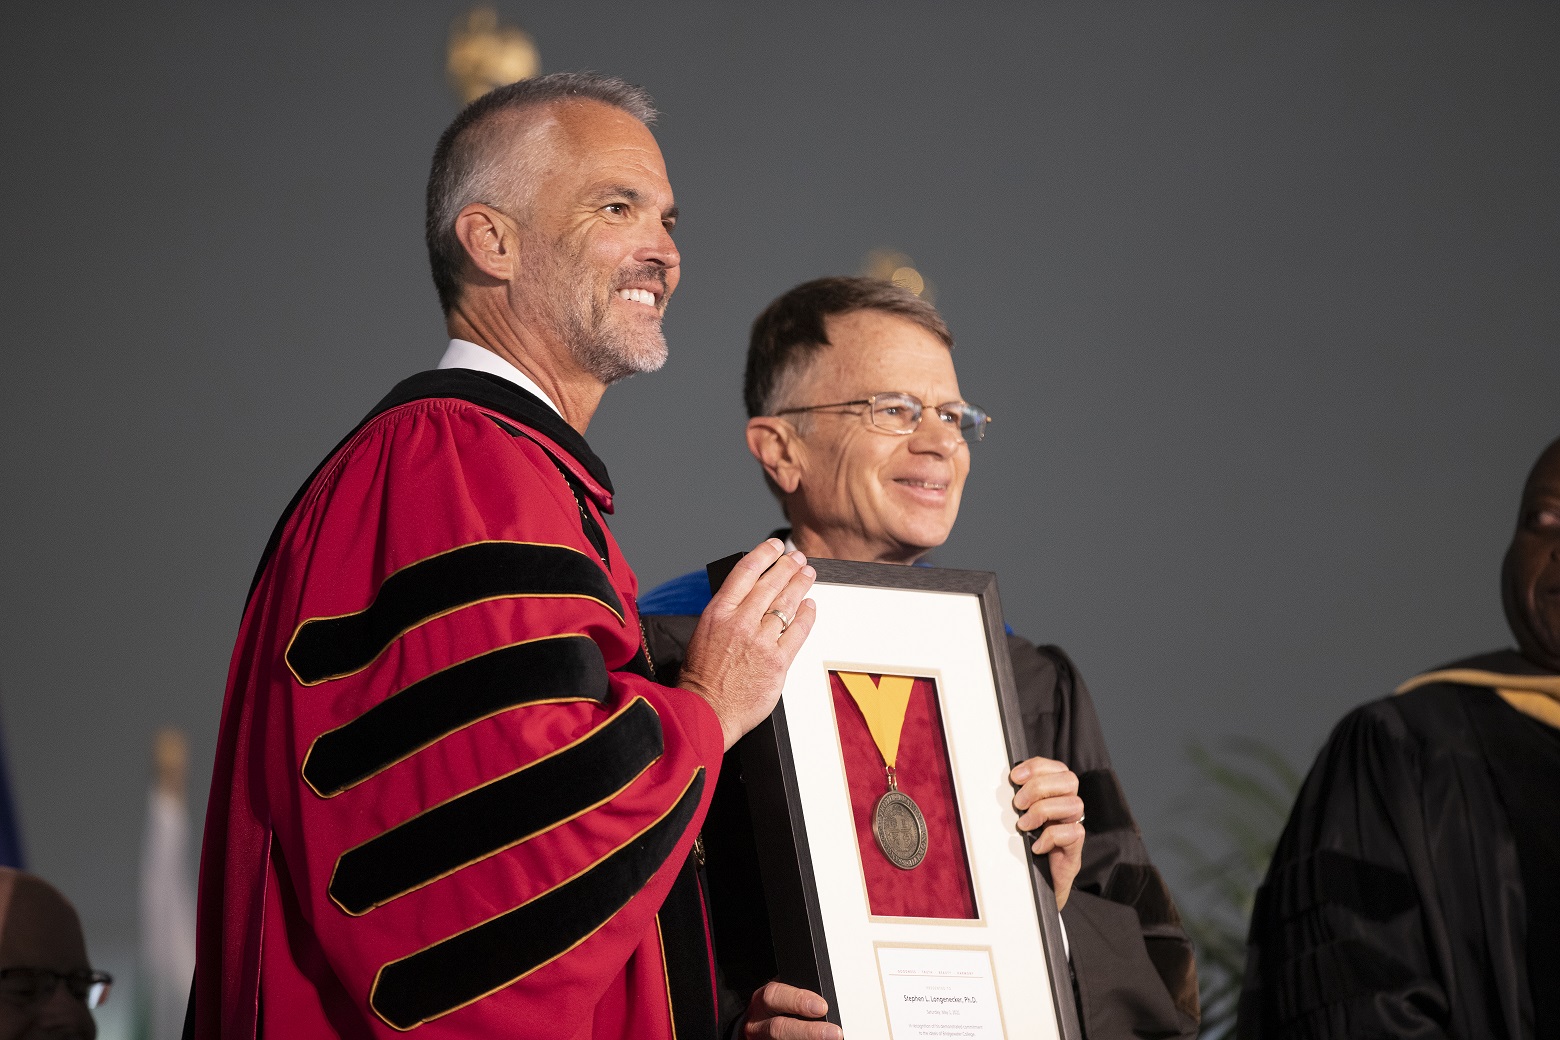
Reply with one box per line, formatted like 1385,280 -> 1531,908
655,915 -> 680,1040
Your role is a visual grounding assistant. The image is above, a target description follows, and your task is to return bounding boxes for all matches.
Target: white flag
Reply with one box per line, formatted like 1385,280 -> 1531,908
138,731 -> 196,1040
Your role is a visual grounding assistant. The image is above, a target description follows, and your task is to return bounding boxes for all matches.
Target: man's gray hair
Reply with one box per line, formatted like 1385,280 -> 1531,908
425,72 -> 658,314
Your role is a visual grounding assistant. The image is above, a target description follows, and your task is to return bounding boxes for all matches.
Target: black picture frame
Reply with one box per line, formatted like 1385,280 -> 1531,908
708,554 -> 1083,1039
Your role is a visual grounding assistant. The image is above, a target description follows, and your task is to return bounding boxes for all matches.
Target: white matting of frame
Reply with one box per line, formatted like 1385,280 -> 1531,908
780,581 -> 1062,1040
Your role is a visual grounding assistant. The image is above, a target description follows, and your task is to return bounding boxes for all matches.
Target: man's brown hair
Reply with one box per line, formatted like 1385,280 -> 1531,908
744,276 -> 954,418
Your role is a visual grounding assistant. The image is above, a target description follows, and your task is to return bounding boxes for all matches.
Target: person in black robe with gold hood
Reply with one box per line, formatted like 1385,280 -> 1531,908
1239,435 -> 1560,1039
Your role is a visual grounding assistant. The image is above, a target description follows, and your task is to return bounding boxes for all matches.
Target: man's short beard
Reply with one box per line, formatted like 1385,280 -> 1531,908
539,244 -> 669,385
569,305 -> 669,385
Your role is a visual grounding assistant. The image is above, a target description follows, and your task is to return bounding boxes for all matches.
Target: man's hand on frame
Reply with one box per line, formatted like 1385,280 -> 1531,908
678,538 -> 817,751
1010,756 -> 1086,908
743,981 -> 842,1040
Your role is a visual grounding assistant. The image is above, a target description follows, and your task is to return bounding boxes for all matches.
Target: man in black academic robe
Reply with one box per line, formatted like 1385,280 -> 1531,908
1238,436 -> 1560,1040
641,276 -> 1200,1040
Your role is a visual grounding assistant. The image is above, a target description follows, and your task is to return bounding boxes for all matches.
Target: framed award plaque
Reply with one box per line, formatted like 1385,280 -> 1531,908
706,556 -> 1082,1040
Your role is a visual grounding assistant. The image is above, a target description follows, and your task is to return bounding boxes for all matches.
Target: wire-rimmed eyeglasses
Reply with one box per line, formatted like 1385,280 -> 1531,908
774,391 -> 991,443
0,967 -> 113,1011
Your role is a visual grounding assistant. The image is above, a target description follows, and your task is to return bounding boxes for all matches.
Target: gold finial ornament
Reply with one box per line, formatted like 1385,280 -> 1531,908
153,727 -> 189,801
862,248 -> 935,303
446,6 -> 540,105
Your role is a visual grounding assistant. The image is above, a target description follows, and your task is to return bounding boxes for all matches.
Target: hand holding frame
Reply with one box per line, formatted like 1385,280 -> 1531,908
679,539 -> 817,751
743,981 -> 841,1040
1010,757 -> 1086,908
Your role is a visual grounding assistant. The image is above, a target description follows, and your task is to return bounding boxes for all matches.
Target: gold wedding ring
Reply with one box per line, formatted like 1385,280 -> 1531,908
764,608 -> 792,632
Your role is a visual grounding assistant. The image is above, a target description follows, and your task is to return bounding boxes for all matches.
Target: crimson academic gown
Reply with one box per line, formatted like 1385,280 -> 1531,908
189,371 -> 726,1040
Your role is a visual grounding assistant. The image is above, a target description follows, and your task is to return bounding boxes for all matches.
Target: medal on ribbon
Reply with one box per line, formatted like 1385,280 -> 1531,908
838,672 -> 929,870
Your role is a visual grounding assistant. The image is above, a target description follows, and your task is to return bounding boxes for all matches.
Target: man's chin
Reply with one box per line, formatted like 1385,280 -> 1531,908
619,339 -> 668,379
607,317 -> 669,371
889,522 -> 954,558
574,331 -> 668,384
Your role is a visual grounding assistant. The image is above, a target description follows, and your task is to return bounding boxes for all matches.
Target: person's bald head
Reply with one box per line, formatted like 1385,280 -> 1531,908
1502,436 -> 1560,673
0,870 -> 95,1040
425,72 -> 658,315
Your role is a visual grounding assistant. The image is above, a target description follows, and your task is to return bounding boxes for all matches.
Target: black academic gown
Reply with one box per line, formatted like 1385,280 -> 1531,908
643,616 -> 1201,1040
1238,649 -> 1556,1040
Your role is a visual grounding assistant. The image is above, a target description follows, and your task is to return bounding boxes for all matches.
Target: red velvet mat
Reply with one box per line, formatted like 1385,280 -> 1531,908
828,672 -> 977,919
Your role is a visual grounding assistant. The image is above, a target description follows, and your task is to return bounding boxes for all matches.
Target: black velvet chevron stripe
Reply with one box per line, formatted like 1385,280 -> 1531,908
370,768 -> 706,1030
657,857 -> 719,1040
302,636 -> 610,798
330,697 -> 665,915
287,542 -> 624,685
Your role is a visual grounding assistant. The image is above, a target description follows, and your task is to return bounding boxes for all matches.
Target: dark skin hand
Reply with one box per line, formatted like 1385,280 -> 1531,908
1502,436 -> 1560,673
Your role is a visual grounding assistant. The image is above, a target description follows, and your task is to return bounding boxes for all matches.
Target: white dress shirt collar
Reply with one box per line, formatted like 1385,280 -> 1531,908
436,339 -> 562,418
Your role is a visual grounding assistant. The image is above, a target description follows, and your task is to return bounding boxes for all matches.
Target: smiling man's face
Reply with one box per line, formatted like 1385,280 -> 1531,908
1503,438 -> 1560,672
509,99 -> 680,384
781,310 -> 970,564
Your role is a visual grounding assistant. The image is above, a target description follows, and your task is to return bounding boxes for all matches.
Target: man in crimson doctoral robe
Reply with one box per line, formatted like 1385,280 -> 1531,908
639,276 -> 1200,1039
1239,436 -> 1560,1039
188,73 -> 819,1040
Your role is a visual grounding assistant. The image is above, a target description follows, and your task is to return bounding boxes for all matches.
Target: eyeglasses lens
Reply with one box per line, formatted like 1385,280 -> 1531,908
956,405 -> 989,442
83,977 -> 111,1010
0,969 -> 112,1010
867,394 -> 988,442
868,394 -> 921,434
0,971 -> 44,1005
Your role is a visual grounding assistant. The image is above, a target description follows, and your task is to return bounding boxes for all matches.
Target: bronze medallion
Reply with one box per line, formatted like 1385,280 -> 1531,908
872,789 -> 928,870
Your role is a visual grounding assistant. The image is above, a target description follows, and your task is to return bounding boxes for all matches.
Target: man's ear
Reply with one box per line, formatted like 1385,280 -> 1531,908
746,417 -> 804,494
453,203 -> 519,283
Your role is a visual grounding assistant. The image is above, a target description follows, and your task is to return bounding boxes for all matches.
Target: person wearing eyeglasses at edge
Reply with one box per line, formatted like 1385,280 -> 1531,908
639,276 -> 1200,1040
0,868 -> 111,1040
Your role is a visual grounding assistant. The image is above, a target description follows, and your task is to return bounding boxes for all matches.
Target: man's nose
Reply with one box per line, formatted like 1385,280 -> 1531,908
910,415 -> 964,455
635,219 -> 680,271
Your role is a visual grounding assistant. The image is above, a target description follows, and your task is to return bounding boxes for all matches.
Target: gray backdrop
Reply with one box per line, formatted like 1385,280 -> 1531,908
2,1 -> 1556,1015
